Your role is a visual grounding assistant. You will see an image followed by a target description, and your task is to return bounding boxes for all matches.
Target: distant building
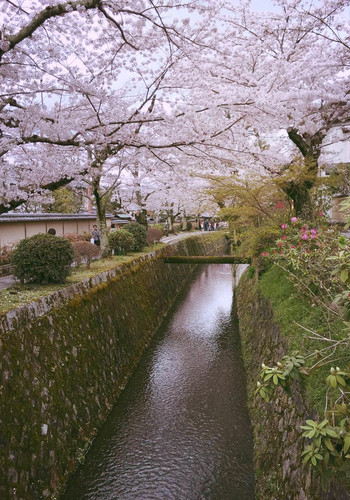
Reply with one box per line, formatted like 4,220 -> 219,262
0,212 -> 113,248
111,213 -> 134,229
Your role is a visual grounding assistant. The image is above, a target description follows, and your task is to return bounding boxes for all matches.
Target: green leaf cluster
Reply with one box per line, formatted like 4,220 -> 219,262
11,233 -> 74,283
108,229 -> 135,255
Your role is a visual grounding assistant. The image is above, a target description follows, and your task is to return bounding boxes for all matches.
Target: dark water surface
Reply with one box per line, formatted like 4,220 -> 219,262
62,265 -> 255,500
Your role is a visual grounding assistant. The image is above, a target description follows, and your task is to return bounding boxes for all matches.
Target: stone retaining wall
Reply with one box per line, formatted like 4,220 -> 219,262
0,234 -> 228,499
236,271 -> 349,500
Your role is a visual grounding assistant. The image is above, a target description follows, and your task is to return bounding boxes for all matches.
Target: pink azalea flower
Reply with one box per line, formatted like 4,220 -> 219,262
319,212 -> 324,216
282,235 -> 287,240
291,217 -> 298,223
301,233 -> 308,240
310,228 -> 317,234
278,242 -> 283,247
291,245 -> 296,249
281,223 -> 288,230
310,234 -> 316,239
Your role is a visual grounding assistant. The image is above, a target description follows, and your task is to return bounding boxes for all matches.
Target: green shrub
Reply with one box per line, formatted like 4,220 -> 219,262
147,227 -> 163,245
11,233 -> 74,283
124,222 -> 147,251
247,266 -> 255,279
108,229 -> 135,255
238,224 -> 281,258
187,221 -> 192,231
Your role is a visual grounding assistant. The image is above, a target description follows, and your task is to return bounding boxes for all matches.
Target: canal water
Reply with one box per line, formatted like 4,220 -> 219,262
62,264 -> 255,500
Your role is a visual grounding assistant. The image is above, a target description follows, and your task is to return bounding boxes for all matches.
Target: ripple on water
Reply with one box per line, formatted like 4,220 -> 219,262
62,264 -> 255,500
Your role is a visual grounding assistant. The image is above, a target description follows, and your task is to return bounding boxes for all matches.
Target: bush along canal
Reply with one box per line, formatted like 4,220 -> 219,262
61,264 -> 255,499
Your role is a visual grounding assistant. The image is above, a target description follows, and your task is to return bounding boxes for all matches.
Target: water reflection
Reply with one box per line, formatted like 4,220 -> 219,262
62,265 -> 255,500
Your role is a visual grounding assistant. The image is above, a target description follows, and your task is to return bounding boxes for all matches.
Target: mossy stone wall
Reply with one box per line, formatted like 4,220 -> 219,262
236,271 -> 314,499
236,271 -> 350,500
0,234 -> 228,500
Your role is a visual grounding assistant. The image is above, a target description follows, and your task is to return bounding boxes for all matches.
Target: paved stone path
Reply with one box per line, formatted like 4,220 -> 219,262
0,274 -> 17,290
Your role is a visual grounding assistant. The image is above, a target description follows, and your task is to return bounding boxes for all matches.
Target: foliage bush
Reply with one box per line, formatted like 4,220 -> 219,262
153,224 -> 165,235
0,245 -> 14,266
255,215 -> 350,489
147,227 -> 163,245
172,223 -> 181,234
124,222 -> 147,251
108,229 -> 135,255
72,241 -> 100,268
187,221 -> 193,231
64,232 -> 85,242
11,233 -> 74,283
237,224 -> 282,258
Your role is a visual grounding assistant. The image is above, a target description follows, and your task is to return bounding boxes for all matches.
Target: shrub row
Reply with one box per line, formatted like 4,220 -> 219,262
10,222 -> 158,284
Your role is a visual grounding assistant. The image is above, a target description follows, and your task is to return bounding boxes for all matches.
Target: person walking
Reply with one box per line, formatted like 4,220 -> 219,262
92,225 -> 100,246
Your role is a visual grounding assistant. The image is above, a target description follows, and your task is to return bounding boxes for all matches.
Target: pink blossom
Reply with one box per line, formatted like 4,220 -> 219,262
310,234 -> 316,239
278,242 -> 283,247
301,233 -> 308,240
291,217 -> 298,223
281,235 -> 287,240
281,223 -> 288,229
319,212 -> 324,216
260,251 -> 270,257
291,245 -> 296,249
310,228 -> 317,234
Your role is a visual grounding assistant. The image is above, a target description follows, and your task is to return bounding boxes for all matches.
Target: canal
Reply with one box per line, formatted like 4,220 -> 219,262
62,264 -> 255,499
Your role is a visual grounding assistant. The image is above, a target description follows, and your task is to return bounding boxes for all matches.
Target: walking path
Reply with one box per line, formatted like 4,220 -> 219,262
0,274 -> 17,290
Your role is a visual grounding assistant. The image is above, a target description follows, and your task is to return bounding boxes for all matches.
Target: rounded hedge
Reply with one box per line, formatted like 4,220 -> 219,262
124,222 -> 147,251
147,227 -> 163,245
108,229 -> 135,255
11,233 -> 75,283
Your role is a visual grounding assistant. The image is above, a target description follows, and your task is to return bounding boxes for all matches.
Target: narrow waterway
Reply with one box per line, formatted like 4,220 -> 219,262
62,264 -> 255,500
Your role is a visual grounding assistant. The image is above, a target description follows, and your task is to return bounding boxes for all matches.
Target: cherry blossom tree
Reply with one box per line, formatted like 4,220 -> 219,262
216,0 -> 350,217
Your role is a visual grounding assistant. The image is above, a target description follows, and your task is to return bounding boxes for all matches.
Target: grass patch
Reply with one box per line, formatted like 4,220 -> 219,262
259,264 -> 350,415
0,244 -> 164,315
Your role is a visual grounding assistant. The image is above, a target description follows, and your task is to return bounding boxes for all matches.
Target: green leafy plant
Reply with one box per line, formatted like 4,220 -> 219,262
328,250 -> 350,286
108,229 -> 135,255
125,222 -> 147,251
255,352 -> 307,402
11,233 -> 74,283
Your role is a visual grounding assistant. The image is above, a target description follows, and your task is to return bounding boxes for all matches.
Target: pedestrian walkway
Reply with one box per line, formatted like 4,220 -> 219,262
160,230 -> 202,244
0,274 -> 17,290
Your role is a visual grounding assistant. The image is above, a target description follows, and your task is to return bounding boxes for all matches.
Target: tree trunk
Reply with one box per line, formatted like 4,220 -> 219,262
181,210 -> 187,231
93,182 -> 109,258
284,184 -> 314,220
284,128 -> 325,220
135,209 -> 148,227
167,214 -> 173,233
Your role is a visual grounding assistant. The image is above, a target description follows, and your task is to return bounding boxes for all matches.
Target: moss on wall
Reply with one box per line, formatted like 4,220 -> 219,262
236,267 -> 350,500
0,234 -> 228,500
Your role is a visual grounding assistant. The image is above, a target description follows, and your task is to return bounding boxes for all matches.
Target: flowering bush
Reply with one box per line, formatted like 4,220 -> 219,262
261,218 -> 349,305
